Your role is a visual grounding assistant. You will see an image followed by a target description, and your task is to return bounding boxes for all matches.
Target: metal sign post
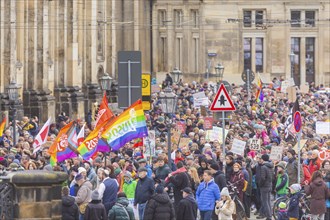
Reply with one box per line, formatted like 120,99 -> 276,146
222,111 -> 226,154
297,130 -> 302,183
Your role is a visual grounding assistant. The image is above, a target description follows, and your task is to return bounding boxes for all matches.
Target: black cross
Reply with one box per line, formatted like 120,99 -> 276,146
218,95 -> 226,106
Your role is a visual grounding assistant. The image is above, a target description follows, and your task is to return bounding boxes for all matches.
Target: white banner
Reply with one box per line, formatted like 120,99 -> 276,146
231,138 -> 246,156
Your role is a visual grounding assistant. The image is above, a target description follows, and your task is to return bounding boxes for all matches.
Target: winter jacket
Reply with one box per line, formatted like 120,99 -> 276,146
287,192 -> 301,219
259,161 -> 274,189
84,200 -> 107,220
75,180 -> 93,205
225,162 -> 234,182
156,164 -> 172,180
196,179 -> 221,211
215,198 -> 235,220
286,158 -> 303,186
213,170 -> 227,192
62,195 -> 79,220
108,197 -> 135,220
176,194 -> 198,220
325,171 -> 330,208
277,209 -> 289,220
275,172 -> 289,196
167,171 -> 191,206
122,180 -> 137,199
229,170 -> 244,202
305,177 -> 330,215
134,176 -> 154,206
87,167 -> 97,189
302,164 -> 311,185
143,193 -> 176,220
307,158 -> 320,175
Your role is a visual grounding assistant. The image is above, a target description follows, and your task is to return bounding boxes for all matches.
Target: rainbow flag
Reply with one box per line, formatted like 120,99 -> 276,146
0,117 -> 6,137
102,99 -> 148,151
256,74 -> 264,103
77,120 -> 110,160
48,122 -> 74,166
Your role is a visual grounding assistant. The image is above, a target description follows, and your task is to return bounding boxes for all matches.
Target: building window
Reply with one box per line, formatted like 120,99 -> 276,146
255,11 -> 264,26
244,38 -> 252,70
158,10 -> 167,27
159,37 -> 167,71
174,10 -> 183,28
291,38 -> 301,84
255,38 -> 263,72
176,37 -> 183,69
243,11 -> 252,27
306,37 -> 315,83
305,11 -> 315,27
191,10 -> 199,28
291,11 -> 301,27
193,37 -> 199,73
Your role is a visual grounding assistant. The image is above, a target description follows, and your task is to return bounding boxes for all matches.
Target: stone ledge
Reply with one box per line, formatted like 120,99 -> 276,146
1,170 -> 67,185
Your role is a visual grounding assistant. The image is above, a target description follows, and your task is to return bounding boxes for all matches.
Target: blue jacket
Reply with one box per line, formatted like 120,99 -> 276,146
326,178 -> 330,208
287,192 -> 301,219
134,176 -> 154,206
196,179 -> 220,211
277,209 -> 289,220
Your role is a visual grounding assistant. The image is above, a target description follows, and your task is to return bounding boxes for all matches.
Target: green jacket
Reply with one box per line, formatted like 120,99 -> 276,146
275,173 -> 289,195
108,197 -> 135,220
123,180 -> 137,199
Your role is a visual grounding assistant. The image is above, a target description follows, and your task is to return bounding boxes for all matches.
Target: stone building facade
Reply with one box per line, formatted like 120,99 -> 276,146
0,0 -> 329,121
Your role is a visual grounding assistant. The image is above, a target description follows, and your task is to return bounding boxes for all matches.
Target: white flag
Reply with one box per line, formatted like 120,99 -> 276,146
33,118 -> 51,154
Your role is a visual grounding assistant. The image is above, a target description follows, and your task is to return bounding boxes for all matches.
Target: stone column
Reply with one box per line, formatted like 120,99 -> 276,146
0,170 -> 67,220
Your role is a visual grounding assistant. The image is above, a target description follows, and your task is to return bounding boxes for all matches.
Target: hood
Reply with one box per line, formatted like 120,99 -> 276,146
264,161 -> 274,169
62,195 -> 75,207
185,194 -> 196,203
117,197 -> 129,206
214,170 -> 224,176
152,192 -> 171,204
82,180 -> 93,190
313,177 -> 324,186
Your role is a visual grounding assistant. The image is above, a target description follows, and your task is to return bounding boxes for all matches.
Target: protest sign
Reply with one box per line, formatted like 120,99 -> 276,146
281,80 -> 290,93
176,121 -> 186,134
193,97 -> 209,108
318,150 -> 330,161
270,146 -> 283,161
316,121 -> 330,134
293,139 -> 308,152
231,138 -> 246,156
206,126 -> 229,143
171,130 -> 181,145
249,138 -> 261,151
193,91 -> 206,99
203,117 -> 213,130
179,138 -> 191,148
287,86 -> 297,103
144,130 -> 155,157
300,84 -> 309,94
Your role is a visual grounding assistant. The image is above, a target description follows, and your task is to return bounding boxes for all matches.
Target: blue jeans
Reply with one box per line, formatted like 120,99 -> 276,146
79,213 -> 84,220
200,210 -> 213,220
138,203 -> 146,220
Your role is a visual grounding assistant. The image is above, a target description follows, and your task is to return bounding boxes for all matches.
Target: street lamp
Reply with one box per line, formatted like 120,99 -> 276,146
158,87 -> 177,168
7,80 -> 20,146
171,67 -> 182,83
214,63 -> 225,82
290,51 -> 295,80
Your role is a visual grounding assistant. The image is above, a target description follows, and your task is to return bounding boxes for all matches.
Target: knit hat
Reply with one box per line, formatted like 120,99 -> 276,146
75,173 -> 83,181
261,154 -> 269,161
138,167 -> 148,173
181,187 -> 193,194
91,190 -> 100,200
276,161 -> 287,169
279,202 -> 287,209
289,184 -> 301,194
220,187 -> 230,197
287,149 -> 296,156
210,163 -> 220,171
138,159 -> 147,163
94,157 -> 102,163
124,171 -> 132,178
10,148 -> 18,154
155,184 -> 164,193
78,167 -> 87,174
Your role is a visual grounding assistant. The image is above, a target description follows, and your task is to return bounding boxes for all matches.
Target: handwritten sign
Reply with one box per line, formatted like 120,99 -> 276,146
316,121 -> 330,134
176,121 -> 186,134
193,97 -> 209,108
144,130 -> 155,157
171,130 -> 181,145
293,139 -> 308,152
203,117 -> 213,130
179,138 -> 191,149
249,138 -> 261,151
281,80 -> 290,93
231,138 -> 246,156
206,126 -> 228,143
270,146 -> 283,161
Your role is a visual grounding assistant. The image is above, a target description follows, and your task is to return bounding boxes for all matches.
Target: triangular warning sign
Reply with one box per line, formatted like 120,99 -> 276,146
210,84 -> 236,111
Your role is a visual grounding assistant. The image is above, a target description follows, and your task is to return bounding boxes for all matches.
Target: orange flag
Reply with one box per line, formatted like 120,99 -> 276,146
0,117 -> 6,137
95,93 -> 114,127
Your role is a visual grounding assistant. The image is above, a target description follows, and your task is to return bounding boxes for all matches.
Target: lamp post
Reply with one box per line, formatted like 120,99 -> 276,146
158,87 -> 177,168
214,63 -> 225,82
98,72 -> 112,166
171,67 -> 182,83
290,51 -> 295,80
7,80 -> 20,146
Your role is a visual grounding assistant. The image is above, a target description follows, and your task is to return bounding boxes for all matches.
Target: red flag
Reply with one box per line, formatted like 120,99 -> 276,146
33,118 -> 51,153
95,93 -> 114,127
133,138 -> 143,148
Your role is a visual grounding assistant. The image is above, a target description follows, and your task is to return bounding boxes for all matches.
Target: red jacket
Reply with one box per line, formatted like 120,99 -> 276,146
308,159 -> 320,175
302,164 -> 311,185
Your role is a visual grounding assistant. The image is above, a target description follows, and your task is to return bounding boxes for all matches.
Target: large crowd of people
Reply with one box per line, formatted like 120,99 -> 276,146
0,77 -> 329,220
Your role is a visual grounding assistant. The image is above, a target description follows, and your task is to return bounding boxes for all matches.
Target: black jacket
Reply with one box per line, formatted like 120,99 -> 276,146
62,195 -> 79,220
176,194 -> 198,220
134,176 -> 154,206
144,193 -> 175,220
225,162 -> 234,182
259,161 -> 274,188
213,170 -> 227,191
84,200 -> 107,220
168,172 -> 191,206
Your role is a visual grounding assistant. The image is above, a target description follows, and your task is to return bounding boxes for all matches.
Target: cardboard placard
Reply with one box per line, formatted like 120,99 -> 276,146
179,138 -> 191,149
270,146 -> 283,161
205,126 -> 228,143
231,138 -> 246,156
300,84 -> 309,94
171,130 -> 181,145
281,80 -> 290,93
176,121 -> 186,134
293,139 -> 308,152
287,86 -> 297,103
144,130 -> 155,157
249,138 -> 261,151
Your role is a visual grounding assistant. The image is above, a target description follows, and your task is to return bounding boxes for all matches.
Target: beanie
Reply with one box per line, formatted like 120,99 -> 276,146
220,187 -> 230,197
279,202 -> 287,209
261,154 -> 269,162
91,190 -> 100,200
210,163 -> 220,171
